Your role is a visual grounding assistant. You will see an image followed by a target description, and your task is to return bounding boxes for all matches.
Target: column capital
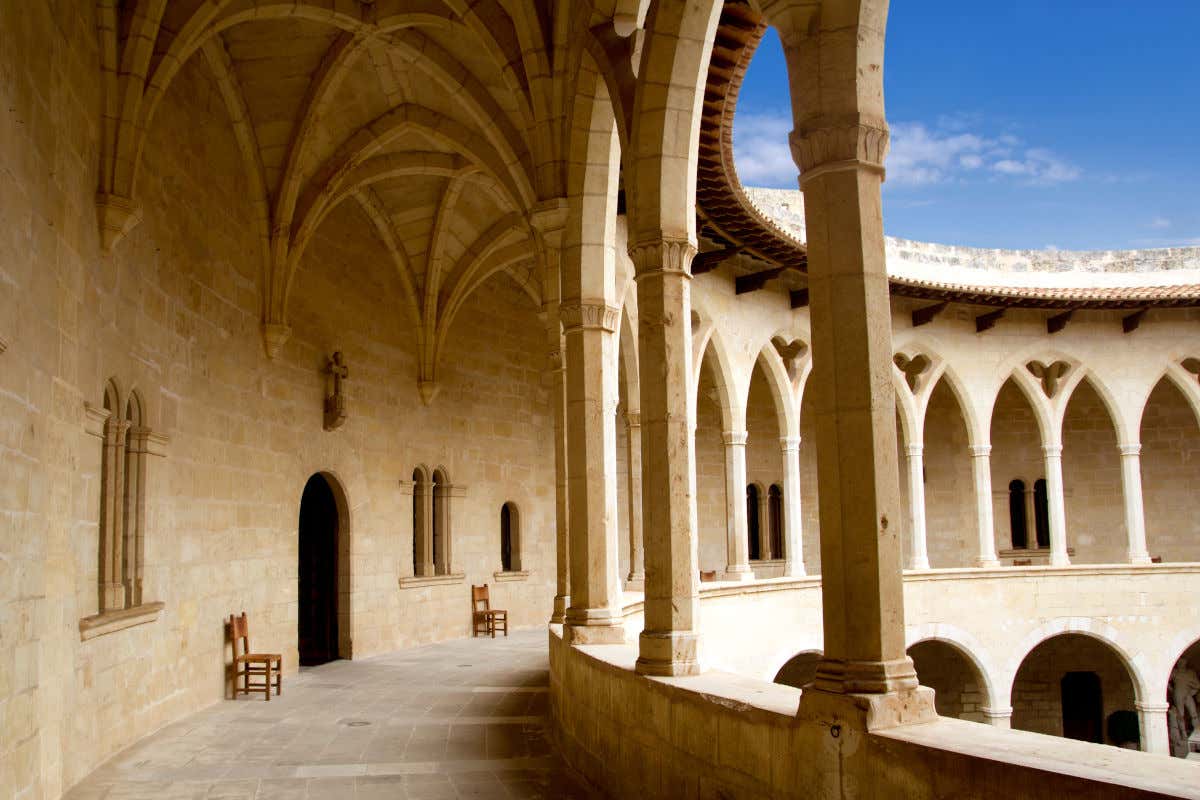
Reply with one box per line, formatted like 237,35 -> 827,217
968,444 -> 992,458
791,121 -> 889,187
981,705 -> 1014,719
722,430 -> 748,447
629,238 -> 696,278
625,411 -> 641,428
779,435 -> 801,452
1042,443 -> 1063,458
1119,443 -> 1142,457
904,443 -> 923,458
528,197 -> 569,237
1135,701 -> 1170,713
559,301 -> 619,333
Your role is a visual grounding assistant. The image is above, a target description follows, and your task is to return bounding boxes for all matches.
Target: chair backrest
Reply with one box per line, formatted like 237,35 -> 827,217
230,612 -> 250,657
472,584 -> 490,613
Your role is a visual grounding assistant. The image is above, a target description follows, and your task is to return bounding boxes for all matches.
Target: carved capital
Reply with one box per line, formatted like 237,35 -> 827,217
418,380 -> 440,406
559,301 -> 619,333
625,411 -> 641,428
779,436 -> 801,452
262,322 -> 291,360
529,198 -> 569,240
1042,444 -> 1063,459
629,239 -> 696,277
83,402 -> 113,438
0,334 -> 8,354
96,192 -> 143,252
1119,443 -> 1142,458
790,123 -> 889,185
904,443 -> 924,458
968,444 -> 992,459
722,430 -> 748,447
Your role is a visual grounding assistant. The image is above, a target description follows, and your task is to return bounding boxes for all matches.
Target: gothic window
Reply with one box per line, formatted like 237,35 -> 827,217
412,467 -> 431,576
768,484 -> 784,560
432,468 -> 453,576
747,484 -> 761,561
500,502 -> 521,572
1034,478 -> 1050,548
1008,479 -> 1028,549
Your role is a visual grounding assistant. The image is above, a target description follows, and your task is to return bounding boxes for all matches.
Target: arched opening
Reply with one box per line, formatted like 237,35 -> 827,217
922,378 -> 975,567
799,383 -> 821,574
412,467 -> 431,576
432,468 -> 449,575
774,650 -> 823,690
298,472 -> 347,666
1008,479 -> 1028,549
1011,633 -> 1138,747
1062,379 -> 1124,563
694,349 -> 728,576
1168,639 -> 1200,758
746,484 -> 762,561
908,640 -> 987,723
500,502 -> 520,572
1140,377 -> 1200,562
990,378 -> 1046,562
768,484 -> 783,559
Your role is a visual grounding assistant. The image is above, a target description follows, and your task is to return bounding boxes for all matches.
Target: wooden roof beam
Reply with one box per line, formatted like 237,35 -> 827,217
976,308 -> 1005,333
1123,307 -> 1148,333
790,288 -> 809,309
692,246 -> 741,275
735,266 -> 786,294
1047,308 -> 1074,334
911,301 -> 948,328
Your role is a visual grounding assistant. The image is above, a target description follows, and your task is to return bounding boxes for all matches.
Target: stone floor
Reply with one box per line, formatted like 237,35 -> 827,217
66,629 -> 593,799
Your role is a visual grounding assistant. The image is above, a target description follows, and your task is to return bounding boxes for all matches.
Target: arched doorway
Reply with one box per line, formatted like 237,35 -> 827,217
908,639 -> 988,723
298,473 -> 346,666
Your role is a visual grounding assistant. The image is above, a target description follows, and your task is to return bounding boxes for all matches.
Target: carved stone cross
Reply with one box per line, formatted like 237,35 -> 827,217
324,351 -> 348,431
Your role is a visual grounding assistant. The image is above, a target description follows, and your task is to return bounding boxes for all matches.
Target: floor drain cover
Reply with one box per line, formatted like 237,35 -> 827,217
458,664 -> 472,668
342,720 -> 371,727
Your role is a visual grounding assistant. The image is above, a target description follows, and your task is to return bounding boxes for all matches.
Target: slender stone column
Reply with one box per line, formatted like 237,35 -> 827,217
969,444 -> 1001,567
631,240 -> 701,677
562,301 -> 624,644
1043,443 -> 1070,566
1118,443 -> 1152,564
981,706 -> 1013,729
1136,701 -> 1170,754
780,436 -> 805,576
625,411 -> 645,583
905,443 -> 930,570
723,430 -> 754,581
100,418 -> 129,611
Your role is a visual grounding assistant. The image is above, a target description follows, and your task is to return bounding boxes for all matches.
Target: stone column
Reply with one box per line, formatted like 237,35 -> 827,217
631,240 -> 701,677
969,444 -> 1001,567
1136,700 -> 1170,754
625,411 -> 645,583
100,418 -> 129,611
981,706 -> 1013,729
781,436 -> 805,576
562,300 -> 624,644
1118,443 -> 1152,565
723,430 -> 754,581
1043,443 -> 1070,566
905,443 -> 930,570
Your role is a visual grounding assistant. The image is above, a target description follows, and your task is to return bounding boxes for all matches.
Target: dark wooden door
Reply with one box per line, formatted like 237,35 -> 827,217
298,474 -> 339,666
1061,671 -> 1103,743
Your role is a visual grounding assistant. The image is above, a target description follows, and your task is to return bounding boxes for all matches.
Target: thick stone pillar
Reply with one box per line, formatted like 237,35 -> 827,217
723,430 -> 754,581
904,443 -> 930,570
562,301 -> 624,644
1119,443 -> 1152,565
631,240 -> 701,677
969,444 -> 1001,567
1137,701 -> 1170,754
625,411 -> 645,583
780,436 -> 805,576
1043,443 -> 1070,566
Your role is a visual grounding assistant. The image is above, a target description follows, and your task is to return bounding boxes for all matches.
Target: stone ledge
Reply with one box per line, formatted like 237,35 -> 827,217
493,570 -> 530,582
79,602 -> 165,641
399,573 -> 465,589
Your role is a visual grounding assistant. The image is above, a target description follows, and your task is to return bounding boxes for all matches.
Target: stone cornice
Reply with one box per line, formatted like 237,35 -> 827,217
83,402 -> 112,438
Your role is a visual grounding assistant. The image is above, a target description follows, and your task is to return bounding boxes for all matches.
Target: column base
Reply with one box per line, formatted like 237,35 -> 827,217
811,655 -> 920,695
722,566 -> 755,582
981,706 -> 1013,728
1128,552 -> 1152,566
797,683 -> 937,731
976,557 -> 1001,568
550,594 -> 569,624
783,561 -> 806,578
1050,553 -> 1071,567
907,558 -> 931,571
1136,701 -> 1170,754
564,606 -> 625,645
636,630 -> 702,677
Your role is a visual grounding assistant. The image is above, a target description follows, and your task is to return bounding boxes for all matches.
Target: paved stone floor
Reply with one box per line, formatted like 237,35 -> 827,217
66,629 -> 593,799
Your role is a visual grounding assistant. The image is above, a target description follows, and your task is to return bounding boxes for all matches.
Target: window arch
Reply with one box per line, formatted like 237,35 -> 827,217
747,484 -> 761,561
412,467 -> 431,576
432,468 -> 453,576
500,502 -> 521,572
768,484 -> 784,560
1008,479 -> 1028,550
1033,478 -> 1050,549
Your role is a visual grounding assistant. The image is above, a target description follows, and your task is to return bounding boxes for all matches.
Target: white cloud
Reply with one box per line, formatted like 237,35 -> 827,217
1149,217 -> 1171,230
733,112 -> 1083,191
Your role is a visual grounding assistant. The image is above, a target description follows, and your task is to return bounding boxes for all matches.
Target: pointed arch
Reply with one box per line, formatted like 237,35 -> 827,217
751,344 -> 798,440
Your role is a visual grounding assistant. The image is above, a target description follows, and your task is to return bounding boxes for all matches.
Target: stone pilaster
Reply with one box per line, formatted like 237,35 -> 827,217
1136,700 -> 1170,754
969,445 -> 1001,567
630,239 -> 702,677
905,443 -> 929,570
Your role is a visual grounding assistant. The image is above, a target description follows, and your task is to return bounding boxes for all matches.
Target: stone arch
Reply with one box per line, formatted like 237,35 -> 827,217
989,374 -> 1051,556
906,622 -> 1000,709
774,649 -> 824,690
1060,376 -> 1125,563
1167,635 -> 1200,757
500,501 -> 521,572
1003,620 -> 1150,709
1139,374 -> 1200,562
694,328 -> 743,434
908,637 -> 993,723
1141,363 -> 1200,434
1008,628 -> 1144,747
1059,371 -> 1132,446
751,345 -> 799,440
926,363 -> 985,449
298,470 -> 353,663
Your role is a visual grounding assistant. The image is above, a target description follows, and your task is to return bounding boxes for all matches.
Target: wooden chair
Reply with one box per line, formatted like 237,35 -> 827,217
471,584 -> 508,638
230,612 -> 282,700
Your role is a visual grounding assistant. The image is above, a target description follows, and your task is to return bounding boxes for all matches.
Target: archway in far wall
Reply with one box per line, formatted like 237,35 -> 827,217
298,472 -> 350,665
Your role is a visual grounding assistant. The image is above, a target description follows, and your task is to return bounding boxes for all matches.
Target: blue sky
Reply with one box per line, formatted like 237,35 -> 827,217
734,2 -> 1200,250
